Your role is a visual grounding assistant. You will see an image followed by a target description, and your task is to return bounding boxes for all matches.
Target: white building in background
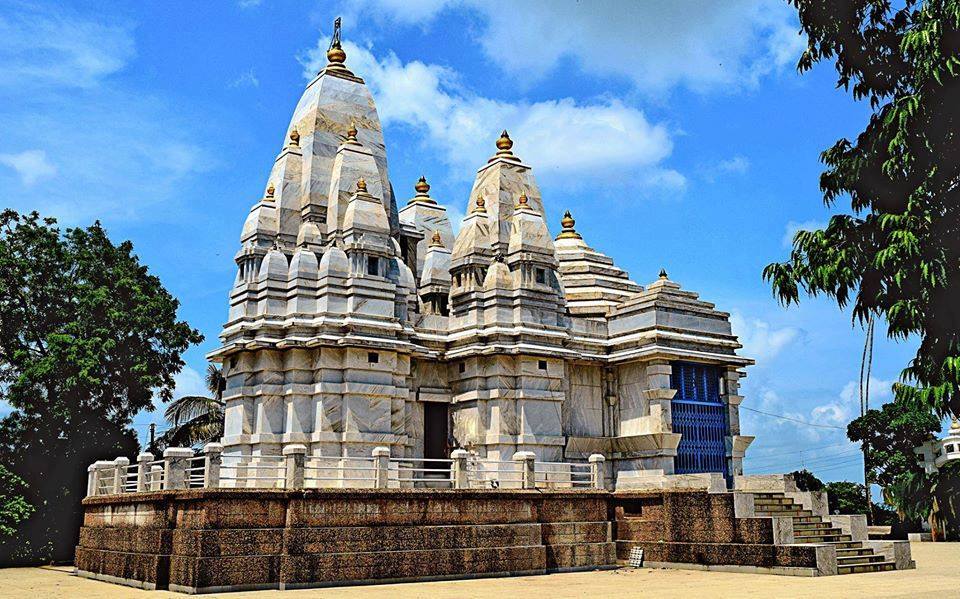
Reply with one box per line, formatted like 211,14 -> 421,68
915,418 -> 960,474
207,23 -> 756,489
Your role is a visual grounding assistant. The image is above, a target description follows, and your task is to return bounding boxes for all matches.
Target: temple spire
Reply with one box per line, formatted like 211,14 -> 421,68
321,17 -> 358,79
556,210 -> 582,240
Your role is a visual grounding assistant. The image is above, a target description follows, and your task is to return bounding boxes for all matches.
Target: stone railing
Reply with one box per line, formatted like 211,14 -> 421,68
85,445 -> 606,496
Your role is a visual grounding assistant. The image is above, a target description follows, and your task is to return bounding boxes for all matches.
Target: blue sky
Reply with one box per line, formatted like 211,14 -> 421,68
1,1 -> 947,486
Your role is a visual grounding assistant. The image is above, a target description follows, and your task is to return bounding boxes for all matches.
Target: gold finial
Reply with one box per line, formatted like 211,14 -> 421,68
289,129 -> 300,146
266,183 -> 275,198
346,122 -> 358,142
515,192 -> 530,210
951,417 -> 960,434
430,230 -> 443,247
415,176 -> 430,195
326,17 -> 346,65
473,195 -> 487,213
496,130 -> 513,152
356,177 -> 367,193
659,268 -> 668,280
556,210 -> 582,240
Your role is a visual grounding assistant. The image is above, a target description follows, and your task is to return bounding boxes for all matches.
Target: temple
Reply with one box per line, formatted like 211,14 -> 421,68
207,24 -> 756,490
75,24 -> 915,591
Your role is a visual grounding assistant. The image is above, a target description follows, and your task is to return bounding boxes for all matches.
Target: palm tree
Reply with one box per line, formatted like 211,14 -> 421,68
158,364 -> 225,449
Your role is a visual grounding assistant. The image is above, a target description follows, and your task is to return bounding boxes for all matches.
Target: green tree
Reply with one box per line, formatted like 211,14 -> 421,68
932,460 -> 960,540
766,1 -> 960,420
0,210 -> 202,564
0,465 -> 33,537
789,468 -> 826,492
158,364 -> 225,449
847,399 -> 941,487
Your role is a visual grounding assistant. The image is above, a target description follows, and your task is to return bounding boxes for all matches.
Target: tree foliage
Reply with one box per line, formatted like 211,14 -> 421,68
0,465 -> 33,538
847,399 -> 941,486
766,0 -> 960,418
0,210 -> 202,564
158,364 -> 225,449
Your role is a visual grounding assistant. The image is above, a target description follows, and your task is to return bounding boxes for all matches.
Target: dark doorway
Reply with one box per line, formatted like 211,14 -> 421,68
423,402 -> 449,460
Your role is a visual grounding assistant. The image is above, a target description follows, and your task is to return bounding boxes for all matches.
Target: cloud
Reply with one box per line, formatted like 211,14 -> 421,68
173,365 -> 207,400
339,1 -> 804,95
238,0 -> 263,7
730,312 -> 800,363
0,3 -> 216,224
230,68 -> 260,88
0,3 -> 135,89
300,39 -> 684,189
782,219 -> 826,248
0,149 -> 56,185
717,156 -> 750,175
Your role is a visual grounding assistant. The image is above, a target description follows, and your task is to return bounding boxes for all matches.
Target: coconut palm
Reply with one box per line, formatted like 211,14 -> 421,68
158,364 -> 225,449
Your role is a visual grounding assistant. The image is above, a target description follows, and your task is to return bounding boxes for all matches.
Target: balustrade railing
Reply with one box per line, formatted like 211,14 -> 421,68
85,446 -> 606,496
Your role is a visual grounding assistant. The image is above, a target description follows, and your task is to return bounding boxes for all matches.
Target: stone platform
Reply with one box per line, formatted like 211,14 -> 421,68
75,487 -> 913,593
76,489 -> 616,593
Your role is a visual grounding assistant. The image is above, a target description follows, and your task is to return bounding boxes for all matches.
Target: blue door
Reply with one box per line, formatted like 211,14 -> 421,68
670,362 -> 728,478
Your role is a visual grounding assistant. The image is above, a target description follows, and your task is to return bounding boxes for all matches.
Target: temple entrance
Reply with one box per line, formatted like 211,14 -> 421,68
670,362 -> 729,479
423,402 -> 450,461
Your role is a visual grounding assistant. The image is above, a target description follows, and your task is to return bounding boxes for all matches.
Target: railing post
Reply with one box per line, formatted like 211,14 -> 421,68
91,460 -> 113,495
451,449 -> 469,489
150,465 -> 163,491
589,454 -> 606,490
136,452 -> 154,492
283,444 -> 306,490
163,447 -> 194,490
87,463 -> 98,497
113,457 -> 130,494
203,443 -> 223,489
513,451 -> 536,489
372,446 -> 390,489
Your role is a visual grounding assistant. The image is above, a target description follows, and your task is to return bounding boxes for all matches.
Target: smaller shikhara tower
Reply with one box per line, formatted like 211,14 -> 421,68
210,22 -> 755,488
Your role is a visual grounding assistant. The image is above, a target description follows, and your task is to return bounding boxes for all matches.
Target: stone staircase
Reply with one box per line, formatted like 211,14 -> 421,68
752,492 -> 895,574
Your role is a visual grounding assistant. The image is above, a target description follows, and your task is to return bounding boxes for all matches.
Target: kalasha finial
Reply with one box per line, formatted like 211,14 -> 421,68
327,17 -> 346,65
356,177 -> 367,193
289,129 -> 300,146
659,268 -> 668,279
496,130 -> 513,152
556,210 -> 582,240
430,230 -> 443,247
951,417 -> 960,434
515,192 -> 530,210
346,122 -> 358,142
473,195 -> 487,213
266,183 -> 275,198
415,176 -> 430,195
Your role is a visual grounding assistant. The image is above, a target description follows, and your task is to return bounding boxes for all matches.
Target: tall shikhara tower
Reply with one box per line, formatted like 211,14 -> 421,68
210,22 -> 756,489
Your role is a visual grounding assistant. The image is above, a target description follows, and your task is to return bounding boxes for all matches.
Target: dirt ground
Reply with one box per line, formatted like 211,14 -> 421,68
1,542 -> 957,599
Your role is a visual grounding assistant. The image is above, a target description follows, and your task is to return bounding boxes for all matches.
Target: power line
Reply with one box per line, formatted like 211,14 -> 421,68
740,405 -> 846,430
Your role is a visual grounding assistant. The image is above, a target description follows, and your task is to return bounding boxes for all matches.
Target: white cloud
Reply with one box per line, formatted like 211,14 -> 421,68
173,365 -> 208,400
0,4 -> 216,224
717,156 -> 750,175
0,149 -> 56,185
782,219 -> 826,248
0,4 -> 135,89
730,312 -> 800,363
339,0 -> 804,94
300,40 -> 683,189
230,68 -> 260,88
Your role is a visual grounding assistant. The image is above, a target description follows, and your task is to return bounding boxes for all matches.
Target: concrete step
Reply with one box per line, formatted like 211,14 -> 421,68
795,533 -> 852,543
757,509 -> 813,517
832,541 -> 864,550
838,561 -> 896,575
754,497 -> 794,506
792,515 -> 824,524
837,554 -> 886,566
837,547 -> 873,557
793,522 -> 834,531
753,492 -> 786,498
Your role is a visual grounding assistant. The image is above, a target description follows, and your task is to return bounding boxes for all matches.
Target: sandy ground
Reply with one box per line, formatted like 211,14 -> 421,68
0,543 -> 957,599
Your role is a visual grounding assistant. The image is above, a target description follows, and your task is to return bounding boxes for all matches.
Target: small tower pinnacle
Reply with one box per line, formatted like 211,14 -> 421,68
473,195 -> 487,213
556,210 -> 582,240
489,129 -> 520,163
356,177 -> 367,193
659,268 -> 668,280
430,230 -> 443,247
288,129 -> 300,147
409,176 -> 437,205
515,192 -> 531,210
266,183 -> 275,198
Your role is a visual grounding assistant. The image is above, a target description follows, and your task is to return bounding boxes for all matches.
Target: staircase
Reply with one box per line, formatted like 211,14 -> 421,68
752,492 -> 895,574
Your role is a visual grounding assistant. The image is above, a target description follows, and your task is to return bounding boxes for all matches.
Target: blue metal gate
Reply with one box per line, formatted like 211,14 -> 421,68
670,362 -> 728,478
